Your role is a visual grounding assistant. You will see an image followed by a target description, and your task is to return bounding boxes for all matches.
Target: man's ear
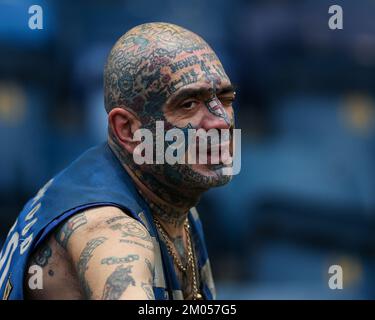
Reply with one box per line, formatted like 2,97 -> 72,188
108,107 -> 141,154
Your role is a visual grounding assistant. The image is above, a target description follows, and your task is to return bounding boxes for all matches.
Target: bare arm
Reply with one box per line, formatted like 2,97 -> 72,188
54,206 -> 155,300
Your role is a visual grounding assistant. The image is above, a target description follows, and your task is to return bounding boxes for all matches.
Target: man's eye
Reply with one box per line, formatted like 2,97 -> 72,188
220,98 -> 234,107
181,100 -> 197,110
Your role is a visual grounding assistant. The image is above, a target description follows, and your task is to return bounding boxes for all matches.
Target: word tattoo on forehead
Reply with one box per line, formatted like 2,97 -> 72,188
170,55 -> 200,73
168,69 -> 199,95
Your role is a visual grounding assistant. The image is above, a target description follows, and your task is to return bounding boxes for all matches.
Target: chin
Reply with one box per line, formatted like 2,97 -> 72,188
184,164 -> 233,188
160,163 -> 233,190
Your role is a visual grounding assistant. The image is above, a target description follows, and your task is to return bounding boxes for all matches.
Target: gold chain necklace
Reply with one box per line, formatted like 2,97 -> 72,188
153,217 -> 202,300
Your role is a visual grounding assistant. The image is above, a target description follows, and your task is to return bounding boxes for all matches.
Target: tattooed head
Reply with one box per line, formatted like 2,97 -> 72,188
105,22 -> 236,201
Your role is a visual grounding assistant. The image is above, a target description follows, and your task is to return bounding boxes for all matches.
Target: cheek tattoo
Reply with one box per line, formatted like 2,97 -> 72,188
205,96 -> 231,126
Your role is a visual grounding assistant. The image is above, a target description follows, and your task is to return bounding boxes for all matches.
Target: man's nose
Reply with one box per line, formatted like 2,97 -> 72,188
199,98 -> 231,131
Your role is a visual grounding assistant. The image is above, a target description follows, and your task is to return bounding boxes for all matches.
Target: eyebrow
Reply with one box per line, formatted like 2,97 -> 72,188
166,84 -> 236,107
216,84 -> 237,95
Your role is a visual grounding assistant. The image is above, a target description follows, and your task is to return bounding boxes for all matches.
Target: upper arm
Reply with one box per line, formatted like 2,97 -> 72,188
54,206 -> 156,300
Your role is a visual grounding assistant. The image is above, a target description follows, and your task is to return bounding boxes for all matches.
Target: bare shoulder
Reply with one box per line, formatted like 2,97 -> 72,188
27,206 -> 156,299
57,206 -> 156,299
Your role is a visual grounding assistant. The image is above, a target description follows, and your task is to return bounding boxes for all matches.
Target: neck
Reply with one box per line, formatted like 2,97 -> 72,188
108,138 -> 202,237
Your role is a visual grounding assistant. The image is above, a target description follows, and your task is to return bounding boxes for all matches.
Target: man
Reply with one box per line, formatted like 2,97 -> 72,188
0,22 -> 236,300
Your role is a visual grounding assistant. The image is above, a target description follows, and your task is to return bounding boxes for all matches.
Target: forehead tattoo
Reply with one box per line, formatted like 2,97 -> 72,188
104,22 -> 231,122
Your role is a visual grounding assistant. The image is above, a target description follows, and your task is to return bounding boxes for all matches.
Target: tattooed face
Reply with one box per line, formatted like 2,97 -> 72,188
105,22 -> 236,192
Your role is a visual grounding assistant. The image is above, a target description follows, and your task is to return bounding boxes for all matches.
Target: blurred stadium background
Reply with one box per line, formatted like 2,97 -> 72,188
1,0 -> 375,299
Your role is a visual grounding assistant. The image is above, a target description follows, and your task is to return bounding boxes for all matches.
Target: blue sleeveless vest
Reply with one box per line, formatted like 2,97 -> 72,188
0,143 -> 216,300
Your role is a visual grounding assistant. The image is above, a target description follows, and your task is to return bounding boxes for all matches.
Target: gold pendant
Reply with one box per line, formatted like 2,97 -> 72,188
195,293 -> 203,300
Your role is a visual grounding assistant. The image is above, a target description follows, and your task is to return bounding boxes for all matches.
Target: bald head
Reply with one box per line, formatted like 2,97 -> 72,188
104,22 -> 229,120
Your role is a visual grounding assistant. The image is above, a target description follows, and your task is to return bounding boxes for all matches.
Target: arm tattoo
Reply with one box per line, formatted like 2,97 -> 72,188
141,282 -> 155,300
77,237 -> 107,299
110,221 -> 152,242
119,239 -> 153,251
101,265 -> 136,300
101,254 -> 139,265
32,243 -> 52,267
145,258 -> 154,278
106,215 -> 127,224
55,212 -> 88,249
